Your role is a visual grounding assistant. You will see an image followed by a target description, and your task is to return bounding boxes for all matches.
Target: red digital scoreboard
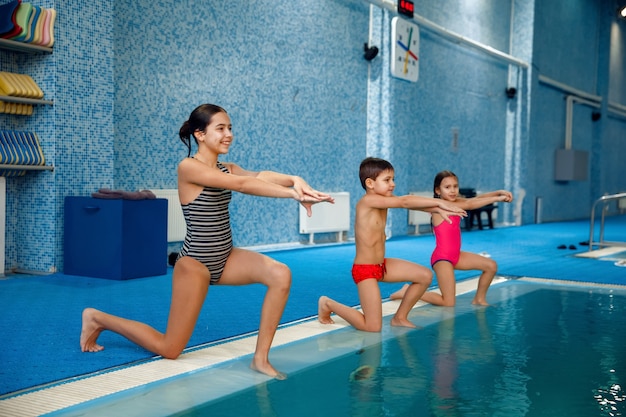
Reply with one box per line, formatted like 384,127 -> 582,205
398,0 -> 414,18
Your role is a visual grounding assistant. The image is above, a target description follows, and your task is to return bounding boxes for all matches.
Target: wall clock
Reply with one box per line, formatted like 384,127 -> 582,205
390,16 -> 419,82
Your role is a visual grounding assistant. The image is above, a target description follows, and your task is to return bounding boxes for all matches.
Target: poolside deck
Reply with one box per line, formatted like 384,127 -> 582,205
0,217 -> 624,415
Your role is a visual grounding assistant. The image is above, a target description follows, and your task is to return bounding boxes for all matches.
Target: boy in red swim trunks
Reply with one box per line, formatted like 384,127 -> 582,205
318,158 -> 466,331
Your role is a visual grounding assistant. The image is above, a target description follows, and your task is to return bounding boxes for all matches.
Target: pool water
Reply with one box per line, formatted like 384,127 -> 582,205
187,280 -> 626,417
54,279 -> 626,417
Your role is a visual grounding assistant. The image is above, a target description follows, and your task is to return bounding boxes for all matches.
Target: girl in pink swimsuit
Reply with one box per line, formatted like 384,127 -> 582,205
430,215 -> 462,267
392,171 -> 513,306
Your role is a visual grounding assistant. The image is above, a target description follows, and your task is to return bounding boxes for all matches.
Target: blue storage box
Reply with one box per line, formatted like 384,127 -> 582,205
64,197 -> 168,279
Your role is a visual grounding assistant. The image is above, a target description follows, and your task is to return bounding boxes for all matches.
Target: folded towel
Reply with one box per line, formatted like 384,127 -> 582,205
122,190 -> 156,200
91,189 -> 123,199
92,189 -> 157,200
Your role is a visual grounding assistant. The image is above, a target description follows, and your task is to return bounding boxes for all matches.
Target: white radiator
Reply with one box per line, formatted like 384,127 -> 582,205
299,192 -> 350,243
149,189 -> 186,242
408,191 -> 433,234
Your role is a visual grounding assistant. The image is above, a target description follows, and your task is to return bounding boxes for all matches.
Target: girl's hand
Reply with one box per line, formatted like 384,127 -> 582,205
291,186 -> 335,217
498,191 -> 514,203
299,201 -> 316,217
292,177 -> 335,207
293,177 -> 334,202
299,197 -> 335,217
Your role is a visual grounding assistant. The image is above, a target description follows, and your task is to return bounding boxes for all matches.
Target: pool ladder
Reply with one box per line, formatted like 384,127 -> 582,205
588,192 -> 626,251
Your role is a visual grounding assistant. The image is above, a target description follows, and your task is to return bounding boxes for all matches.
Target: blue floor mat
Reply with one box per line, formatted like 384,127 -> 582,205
0,216 -> 625,396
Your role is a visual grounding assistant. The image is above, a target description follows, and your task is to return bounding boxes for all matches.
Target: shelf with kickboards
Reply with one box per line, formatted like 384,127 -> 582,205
0,70 -> 53,112
0,1 -> 56,53
0,38 -> 52,54
0,2 -> 56,173
0,130 -> 54,173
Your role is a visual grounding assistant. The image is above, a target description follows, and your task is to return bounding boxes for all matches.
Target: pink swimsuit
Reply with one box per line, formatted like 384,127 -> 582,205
430,215 -> 462,267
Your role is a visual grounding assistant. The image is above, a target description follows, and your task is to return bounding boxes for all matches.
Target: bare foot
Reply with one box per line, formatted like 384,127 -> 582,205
80,308 -> 104,352
390,316 -> 417,328
318,296 -> 335,324
250,360 -> 287,380
471,298 -> 490,306
389,284 -> 409,301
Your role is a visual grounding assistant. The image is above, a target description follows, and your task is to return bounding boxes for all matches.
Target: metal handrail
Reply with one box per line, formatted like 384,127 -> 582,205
588,192 -> 626,251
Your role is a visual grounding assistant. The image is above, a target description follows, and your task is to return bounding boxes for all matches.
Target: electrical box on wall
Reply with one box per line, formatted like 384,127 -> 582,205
554,149 -> 588,181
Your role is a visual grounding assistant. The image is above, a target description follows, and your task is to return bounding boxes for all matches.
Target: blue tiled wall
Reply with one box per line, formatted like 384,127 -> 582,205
1,0 -> 624,273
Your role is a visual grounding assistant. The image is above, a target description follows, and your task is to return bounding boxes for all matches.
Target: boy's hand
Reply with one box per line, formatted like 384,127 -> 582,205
436,201 -> 467,224
438,201 -> 467,216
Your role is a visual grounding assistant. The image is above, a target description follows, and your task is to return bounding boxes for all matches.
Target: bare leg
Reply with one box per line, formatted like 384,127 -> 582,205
390,284 -> 421,328
219,248 -> 291,379
80,308 -> 105,352
318,296 -> 335,324
389,284 -> 409,301
250,263 -> 290,380
472,271 -> 495,306
384,259 -> 432,327
421,261 -> 456,307
80,257 -> 210,358
454,252 -> 497,306
318,280 -> 383,332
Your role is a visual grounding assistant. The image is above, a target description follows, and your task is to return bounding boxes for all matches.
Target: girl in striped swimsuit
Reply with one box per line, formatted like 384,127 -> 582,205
80,104 -> 333,380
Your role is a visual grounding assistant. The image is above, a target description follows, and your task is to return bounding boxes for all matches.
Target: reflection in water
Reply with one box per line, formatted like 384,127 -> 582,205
255,381 -> 277,417
430,310 -> 459,416
189,284 -> 626,417
348,331 -> 428,416
428,307 -> 504,416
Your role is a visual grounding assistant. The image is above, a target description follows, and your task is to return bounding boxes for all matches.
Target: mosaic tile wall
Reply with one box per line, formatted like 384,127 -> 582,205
1,0 -> 57,274
1,0 -> 624,273
112,0 -> 370,251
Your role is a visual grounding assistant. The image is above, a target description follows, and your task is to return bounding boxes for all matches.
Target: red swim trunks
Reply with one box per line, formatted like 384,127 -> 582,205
351,260 -> 386,284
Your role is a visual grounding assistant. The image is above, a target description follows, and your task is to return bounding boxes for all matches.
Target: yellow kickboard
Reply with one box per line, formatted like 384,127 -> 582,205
0,72 -> 44,99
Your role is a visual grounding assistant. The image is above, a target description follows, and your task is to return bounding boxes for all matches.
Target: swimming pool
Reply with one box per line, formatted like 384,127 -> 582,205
48,278 -> 626,417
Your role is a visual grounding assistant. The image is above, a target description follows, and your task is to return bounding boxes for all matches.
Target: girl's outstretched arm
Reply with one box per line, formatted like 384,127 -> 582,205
255,171 -> 334,203
476,190 -> 513,202
180,160 -> 334,215
459,191 -> 514,210
227,164 -> 333,200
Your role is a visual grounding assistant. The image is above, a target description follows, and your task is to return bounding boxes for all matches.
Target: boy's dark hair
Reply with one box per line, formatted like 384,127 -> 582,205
359,157 -> 394,190
433,170 -> 457,198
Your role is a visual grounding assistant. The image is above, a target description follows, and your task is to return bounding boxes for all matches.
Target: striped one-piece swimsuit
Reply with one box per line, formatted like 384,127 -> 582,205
177,162 -> 232,284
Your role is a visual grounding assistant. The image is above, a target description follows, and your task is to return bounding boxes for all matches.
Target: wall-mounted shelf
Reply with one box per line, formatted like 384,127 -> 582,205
0,95 -> 53,106
0,164 -> 54,171
0,39 -> 52,54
